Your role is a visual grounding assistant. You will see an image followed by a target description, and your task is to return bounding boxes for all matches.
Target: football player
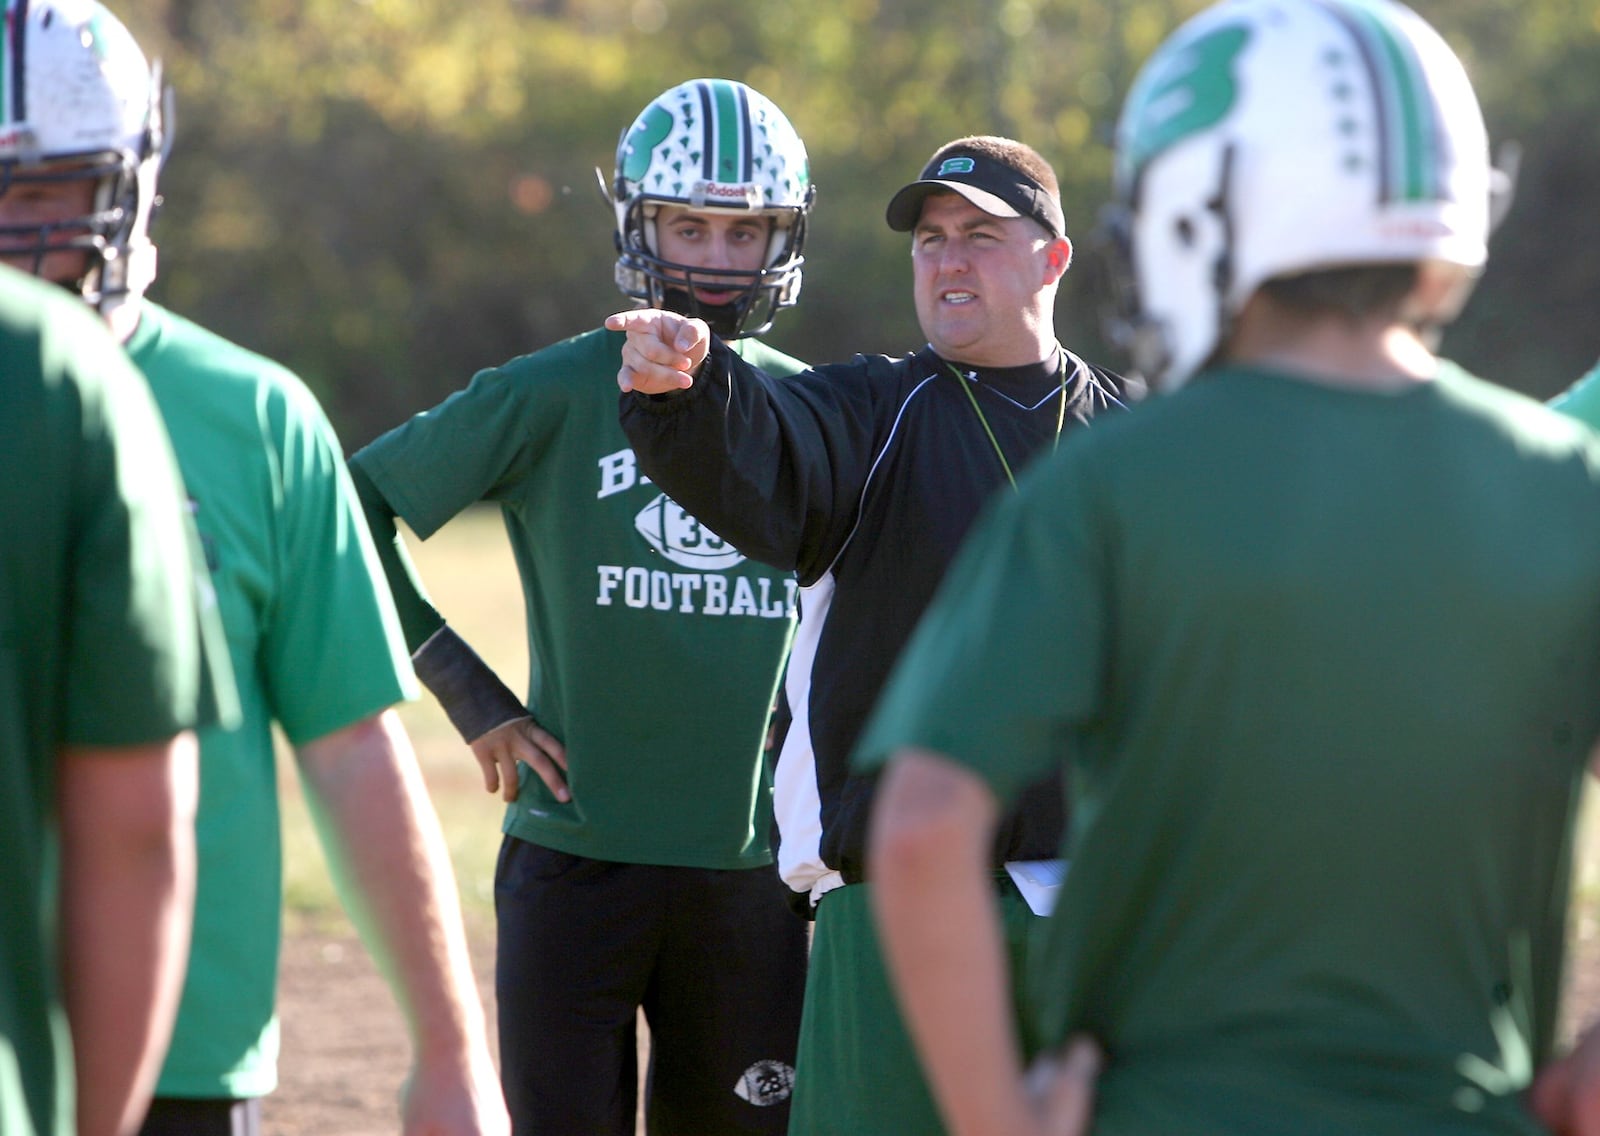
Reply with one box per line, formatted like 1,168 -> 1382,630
0,4 -> 505,1134
350,79 -> 815,1135
857,2 -> 1600,1135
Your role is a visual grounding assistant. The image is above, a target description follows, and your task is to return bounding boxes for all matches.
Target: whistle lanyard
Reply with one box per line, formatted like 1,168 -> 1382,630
946,352 -> 1070,492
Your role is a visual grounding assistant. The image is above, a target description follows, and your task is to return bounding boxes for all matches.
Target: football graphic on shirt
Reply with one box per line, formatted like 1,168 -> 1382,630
633,493 -> 746,570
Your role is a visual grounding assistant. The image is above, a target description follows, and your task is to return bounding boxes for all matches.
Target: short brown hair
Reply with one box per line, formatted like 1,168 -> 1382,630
1259,265 -> 1421,322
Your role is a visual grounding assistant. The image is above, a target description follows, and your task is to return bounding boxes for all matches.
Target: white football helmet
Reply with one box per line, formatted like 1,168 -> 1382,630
0,0 -> 167,317
601,78 -> 814,339
1102,0 -> 1498,390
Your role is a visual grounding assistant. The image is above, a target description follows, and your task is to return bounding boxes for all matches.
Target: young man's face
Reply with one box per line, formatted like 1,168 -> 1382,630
653,205 -> 773,309
0,168 -> 96,286
910,192 -> 1064,368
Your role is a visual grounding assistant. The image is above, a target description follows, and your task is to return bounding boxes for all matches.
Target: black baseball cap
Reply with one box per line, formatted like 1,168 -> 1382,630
885,145 -> 1066,238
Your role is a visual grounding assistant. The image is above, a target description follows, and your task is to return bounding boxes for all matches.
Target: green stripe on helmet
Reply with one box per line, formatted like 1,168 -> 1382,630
1329,0 -> 1436,202
707,79 -> 744,184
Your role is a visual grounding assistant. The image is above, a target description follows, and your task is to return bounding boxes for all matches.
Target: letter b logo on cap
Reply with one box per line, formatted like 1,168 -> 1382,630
937,157 -> 976,175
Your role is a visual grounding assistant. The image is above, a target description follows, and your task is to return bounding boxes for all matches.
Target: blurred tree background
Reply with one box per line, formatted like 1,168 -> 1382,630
114,0 -> 1600,447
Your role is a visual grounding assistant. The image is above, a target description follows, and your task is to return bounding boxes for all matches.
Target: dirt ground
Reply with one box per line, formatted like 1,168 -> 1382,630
266,915 -> 1600,1135
269,928 -> 457,1136
269,919 -> 654,1135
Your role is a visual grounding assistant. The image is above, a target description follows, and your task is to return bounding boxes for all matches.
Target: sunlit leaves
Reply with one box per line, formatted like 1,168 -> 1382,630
104,0 -> 1600,433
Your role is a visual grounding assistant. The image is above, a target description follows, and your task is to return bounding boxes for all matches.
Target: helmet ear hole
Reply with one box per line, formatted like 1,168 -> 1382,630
1174,216 -> 1196,249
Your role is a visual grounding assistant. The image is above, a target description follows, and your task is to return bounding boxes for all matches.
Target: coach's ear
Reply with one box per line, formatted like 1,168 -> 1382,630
1043,235 -> 1074,285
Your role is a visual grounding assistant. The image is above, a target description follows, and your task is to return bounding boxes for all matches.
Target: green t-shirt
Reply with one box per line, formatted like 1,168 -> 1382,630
131,303 -> 416,1099
0,272 -> 224,1136
858,363 -> 1600,1136
354,328 -> 804,868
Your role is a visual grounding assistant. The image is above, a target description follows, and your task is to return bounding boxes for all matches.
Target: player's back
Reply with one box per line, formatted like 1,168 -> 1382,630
1037,361 -> 1600,1136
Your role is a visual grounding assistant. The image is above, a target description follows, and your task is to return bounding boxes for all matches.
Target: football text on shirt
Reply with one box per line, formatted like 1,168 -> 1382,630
595,566 -> 796,619
596,446 -> 796,619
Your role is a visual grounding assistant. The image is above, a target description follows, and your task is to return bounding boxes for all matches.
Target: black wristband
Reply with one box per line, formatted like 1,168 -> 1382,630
411,626 -> 528,743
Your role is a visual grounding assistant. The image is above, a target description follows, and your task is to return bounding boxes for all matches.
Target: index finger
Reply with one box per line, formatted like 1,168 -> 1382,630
605,309 -> 669,333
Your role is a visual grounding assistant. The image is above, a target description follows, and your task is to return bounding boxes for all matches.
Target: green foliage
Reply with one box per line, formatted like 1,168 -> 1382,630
113,0 -> 1600,441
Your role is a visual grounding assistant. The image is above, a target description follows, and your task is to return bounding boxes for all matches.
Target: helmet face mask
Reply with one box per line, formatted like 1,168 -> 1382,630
604,78 -> 813,339
0,0 -> 166,317
0,152 -> 136,298
1102,0 -> 1493,391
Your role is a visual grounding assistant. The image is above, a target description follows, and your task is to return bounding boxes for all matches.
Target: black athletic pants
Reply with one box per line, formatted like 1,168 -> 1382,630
494,837 -> 808,1136
138,1096 -> 261,1136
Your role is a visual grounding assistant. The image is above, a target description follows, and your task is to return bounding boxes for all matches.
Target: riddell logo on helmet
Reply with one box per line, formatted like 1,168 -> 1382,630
691,181 -> 761,206
695,182 -> 752,198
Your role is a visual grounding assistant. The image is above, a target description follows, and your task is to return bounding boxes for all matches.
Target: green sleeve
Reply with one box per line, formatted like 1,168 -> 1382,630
257,382 -> 415,745
349,459 -> 446,653
346,352 -> 558,647
349,358 -> 552,540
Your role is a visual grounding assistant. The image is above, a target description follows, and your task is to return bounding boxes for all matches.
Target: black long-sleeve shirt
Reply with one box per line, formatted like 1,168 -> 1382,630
621,337 -> 1129,900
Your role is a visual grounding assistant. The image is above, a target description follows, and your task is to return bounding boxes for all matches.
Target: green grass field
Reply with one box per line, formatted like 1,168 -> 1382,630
279,505 -> 523,927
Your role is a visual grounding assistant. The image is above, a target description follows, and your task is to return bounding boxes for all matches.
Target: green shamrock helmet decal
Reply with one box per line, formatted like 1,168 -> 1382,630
618,103 -> 676,188
1116,23 -> 1251,189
